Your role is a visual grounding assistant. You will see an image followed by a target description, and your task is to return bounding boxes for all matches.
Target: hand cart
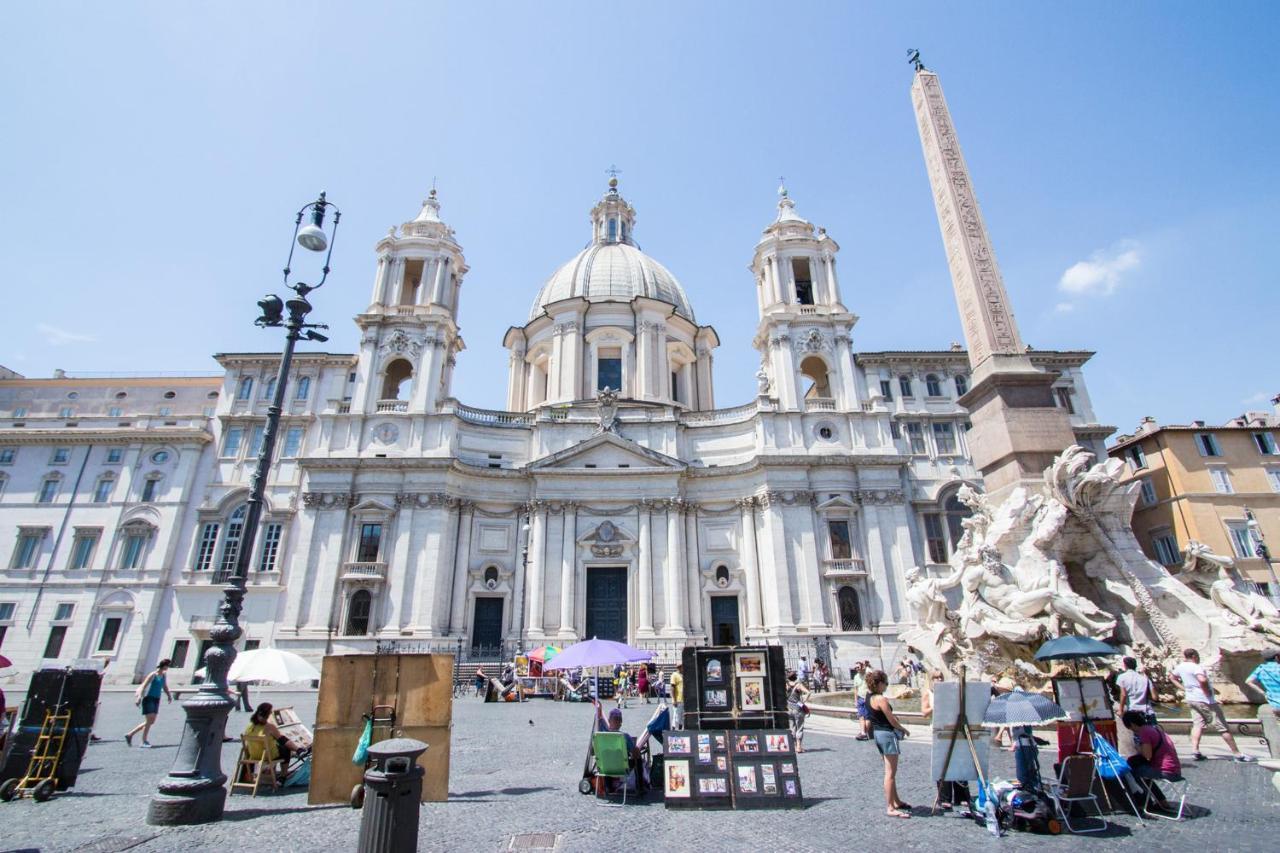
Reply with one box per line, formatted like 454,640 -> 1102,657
0,709 -> 71,803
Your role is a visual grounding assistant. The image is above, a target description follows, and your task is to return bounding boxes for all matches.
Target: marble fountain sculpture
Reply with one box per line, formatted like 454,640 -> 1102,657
902,446 -> 1280,699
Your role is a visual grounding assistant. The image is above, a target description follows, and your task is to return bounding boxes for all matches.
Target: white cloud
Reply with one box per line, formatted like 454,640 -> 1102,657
1243,390 -> 1273,405
1058,239 -> 1142,297
37,323 -> 97,346
1053,302 -> 1075,314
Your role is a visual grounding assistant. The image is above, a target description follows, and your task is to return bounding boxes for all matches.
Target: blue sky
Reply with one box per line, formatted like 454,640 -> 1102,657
3,2 -> 1277,436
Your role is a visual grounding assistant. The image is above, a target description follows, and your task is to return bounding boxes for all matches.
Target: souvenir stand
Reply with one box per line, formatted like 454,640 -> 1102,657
664,646 -> 803,809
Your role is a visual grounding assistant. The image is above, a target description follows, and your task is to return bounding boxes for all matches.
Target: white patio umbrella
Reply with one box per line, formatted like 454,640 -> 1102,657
226,648 -> 321,685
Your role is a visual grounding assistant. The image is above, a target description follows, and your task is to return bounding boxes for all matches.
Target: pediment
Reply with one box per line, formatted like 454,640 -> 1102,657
816,495 -> 858,511
529,432 -> 685,472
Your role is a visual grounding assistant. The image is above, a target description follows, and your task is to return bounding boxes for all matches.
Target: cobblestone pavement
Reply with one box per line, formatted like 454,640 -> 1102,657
2,690 -> 1278,852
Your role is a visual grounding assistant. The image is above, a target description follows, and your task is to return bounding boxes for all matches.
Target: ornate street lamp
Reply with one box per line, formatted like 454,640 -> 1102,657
148,193 -> 340,825
1244,506 -> 1280,606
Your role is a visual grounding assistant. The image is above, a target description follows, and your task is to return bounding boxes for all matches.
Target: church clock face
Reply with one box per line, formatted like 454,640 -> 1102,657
372,423 -> 399,445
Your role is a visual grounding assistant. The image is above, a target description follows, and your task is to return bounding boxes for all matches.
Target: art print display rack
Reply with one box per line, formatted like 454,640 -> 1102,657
666,646 -> 802,809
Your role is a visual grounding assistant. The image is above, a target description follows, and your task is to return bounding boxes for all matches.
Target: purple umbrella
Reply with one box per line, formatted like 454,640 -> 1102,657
543,638 -> 653,671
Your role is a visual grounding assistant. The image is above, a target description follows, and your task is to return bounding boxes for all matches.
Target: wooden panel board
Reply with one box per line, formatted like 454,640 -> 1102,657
309,653 -> 453,805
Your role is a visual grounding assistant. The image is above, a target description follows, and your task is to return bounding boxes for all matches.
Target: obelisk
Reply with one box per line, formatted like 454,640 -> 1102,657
911,60 -> 1075,501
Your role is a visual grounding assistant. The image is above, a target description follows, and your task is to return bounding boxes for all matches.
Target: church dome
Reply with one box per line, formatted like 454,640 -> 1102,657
528,182 -> 696,322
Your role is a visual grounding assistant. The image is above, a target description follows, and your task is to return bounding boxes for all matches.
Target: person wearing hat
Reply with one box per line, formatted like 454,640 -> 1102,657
591,698 -> 644,792
1245,650 -> 1280,759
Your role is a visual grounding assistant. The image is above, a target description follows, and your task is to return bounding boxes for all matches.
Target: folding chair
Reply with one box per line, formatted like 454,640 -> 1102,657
1139,773 -> 1189,821
591,732 -> 632,806
1089,730 -> 1145,821
231,734 -> 280,797
1045,754 -> 1106,833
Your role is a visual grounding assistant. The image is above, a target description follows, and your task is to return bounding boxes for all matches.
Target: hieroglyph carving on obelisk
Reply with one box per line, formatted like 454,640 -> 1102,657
912,69 -> 1025,371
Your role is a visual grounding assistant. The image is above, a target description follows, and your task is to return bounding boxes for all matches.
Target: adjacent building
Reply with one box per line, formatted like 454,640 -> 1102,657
1108,404 -> 1280,599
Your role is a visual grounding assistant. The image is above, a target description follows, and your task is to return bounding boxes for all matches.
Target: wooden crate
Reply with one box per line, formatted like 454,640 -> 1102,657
308,653 -> 453,804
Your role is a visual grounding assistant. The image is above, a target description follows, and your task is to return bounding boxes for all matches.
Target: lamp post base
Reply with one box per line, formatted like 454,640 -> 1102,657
147,787 -> 228,826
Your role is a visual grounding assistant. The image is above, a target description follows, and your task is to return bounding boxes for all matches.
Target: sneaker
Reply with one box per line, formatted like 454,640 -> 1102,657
1235,754 -> 1257,763
1193,752 -> 1207,761
141,741 -> 153,749
124,733 -> 133,747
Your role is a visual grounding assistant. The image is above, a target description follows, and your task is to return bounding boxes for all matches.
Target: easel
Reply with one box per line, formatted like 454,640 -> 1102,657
1053,673 -> 1141,820
932,667 -> 998,834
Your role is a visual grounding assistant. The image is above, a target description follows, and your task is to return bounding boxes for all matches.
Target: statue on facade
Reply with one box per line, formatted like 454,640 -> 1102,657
1178,540 -> 1280,641
595,387 -> 619,434
755,368 -> 771,395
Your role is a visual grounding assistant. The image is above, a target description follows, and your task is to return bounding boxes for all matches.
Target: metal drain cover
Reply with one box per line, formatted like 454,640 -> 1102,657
506,832 -> 562,850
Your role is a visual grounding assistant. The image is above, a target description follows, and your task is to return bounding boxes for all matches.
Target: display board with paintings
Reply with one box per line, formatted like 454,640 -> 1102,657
664,728 -> 803,810
682,646 -> 788,731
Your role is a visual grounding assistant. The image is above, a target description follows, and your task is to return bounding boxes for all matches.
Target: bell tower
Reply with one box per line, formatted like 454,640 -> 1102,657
750,184 -> 860,412
350,190 -> 468,415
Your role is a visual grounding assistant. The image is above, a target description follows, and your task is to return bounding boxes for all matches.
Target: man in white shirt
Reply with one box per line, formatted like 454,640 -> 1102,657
1115,657 -> 1157,726
1171,648 -> 1254,762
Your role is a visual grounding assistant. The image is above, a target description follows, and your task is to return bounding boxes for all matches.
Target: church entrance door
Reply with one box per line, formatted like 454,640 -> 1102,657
471,598 -> 503,656
710,596 -> 741,646
585,566 -> 628,642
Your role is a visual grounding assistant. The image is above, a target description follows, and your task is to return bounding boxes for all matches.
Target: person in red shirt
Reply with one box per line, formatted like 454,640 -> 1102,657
1121,709 -> 1181,807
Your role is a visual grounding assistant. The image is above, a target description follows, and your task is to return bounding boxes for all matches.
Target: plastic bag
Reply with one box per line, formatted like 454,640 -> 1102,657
352,718 -> 373,765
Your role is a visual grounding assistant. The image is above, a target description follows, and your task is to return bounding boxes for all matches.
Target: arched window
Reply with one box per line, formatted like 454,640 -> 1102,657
483,566 -> 499,588
838,586 -> 862,631
899,375 -> 913,398
295,376 -> 311,400
800,356 -> 832,400
38,475 -> 61,504
381,359 -> 414,400
236,377 -> 253,400
0,472 -> 7,499
346,589 -> 372,636
607,218 -> 618,241
217,505 -> 247,578
925,374 -> 942,397
943,492 -> 972,552
954,374 -> 968,396
714,565 -> 731,588
262,378 -> 277,400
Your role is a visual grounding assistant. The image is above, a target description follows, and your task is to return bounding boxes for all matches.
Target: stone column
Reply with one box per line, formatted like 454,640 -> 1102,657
411,336 -> 444,413
635,322 -> 653,399
664,501 -> 687,635
506,348 -> 527,411
384,499 -> 413,634
756,495 -> 795,630
695,347 -> 714,410
430,256 -> 449,305
738,498 -> 764,633
684,504 -> 703,635
835,333 -> 858,410
770,334 -> 798,411
525,502 -> 548,639
656,324 -> 671,401
637,502 -> 655,637
370,256 -> 390,307
561,322 -> 582,401
826,254 -> 844,306
549,324 -> 565,402
448,503 -> 474,635
793,499 -> 827,630
558,502 -> 577,639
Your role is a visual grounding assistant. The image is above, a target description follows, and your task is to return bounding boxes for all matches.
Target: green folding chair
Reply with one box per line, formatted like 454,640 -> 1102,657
591,732 -> 631,806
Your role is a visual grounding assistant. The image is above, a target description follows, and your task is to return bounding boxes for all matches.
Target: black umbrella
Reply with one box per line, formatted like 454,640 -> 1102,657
1034,636 -> 1119,730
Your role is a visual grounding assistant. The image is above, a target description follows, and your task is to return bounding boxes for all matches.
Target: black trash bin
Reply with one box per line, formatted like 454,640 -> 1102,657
357,737 -> 428,853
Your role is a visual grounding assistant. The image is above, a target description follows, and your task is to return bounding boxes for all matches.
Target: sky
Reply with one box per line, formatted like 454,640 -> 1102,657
2,1 -> 1277,437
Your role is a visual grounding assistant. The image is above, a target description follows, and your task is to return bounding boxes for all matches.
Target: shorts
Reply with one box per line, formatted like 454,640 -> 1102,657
856,697 -> 870,719
1189,701 -> 1227,734
873,729 -> 901,756
141,696 -> 161,716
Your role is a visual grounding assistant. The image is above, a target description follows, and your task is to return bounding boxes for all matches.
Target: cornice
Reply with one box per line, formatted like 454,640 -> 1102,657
0,428 -> 212,445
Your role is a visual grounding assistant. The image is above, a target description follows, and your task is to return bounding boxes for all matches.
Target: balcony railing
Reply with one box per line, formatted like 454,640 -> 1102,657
680,401 -> 760,426
806,398 -> 837,412
453,403 -> 534,428
341,561 -> 388,581
375,400 -> 408,413
823,557 -> 866,576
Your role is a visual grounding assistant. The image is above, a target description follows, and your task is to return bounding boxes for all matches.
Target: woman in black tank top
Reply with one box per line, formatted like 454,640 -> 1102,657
866,669 -> 912,818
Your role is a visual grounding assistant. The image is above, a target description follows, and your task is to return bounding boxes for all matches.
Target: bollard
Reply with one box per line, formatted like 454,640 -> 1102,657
356,737 -> 428,853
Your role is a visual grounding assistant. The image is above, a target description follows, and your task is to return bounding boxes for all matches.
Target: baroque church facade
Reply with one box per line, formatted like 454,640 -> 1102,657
0,180 -> 1110,685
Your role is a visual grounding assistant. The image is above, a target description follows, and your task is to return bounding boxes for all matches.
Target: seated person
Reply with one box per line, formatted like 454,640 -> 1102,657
242,702 -> 305,780
1121,709 -> 1181,805
592,699 -> 646,792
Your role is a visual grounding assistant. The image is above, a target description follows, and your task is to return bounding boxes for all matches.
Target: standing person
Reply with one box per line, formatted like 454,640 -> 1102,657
851,662 -> 870,741
473,666 -> 487,697
867,669 -> 912,818
125,659 -> 172,748
637,664 -> 650,704
1116,656 -> 1157,725
669,664 -> 685,729
1172,648 -> 1255,762
1245,650 -> 1280,758
798,656 -> 811,688
786,671 -> 811,753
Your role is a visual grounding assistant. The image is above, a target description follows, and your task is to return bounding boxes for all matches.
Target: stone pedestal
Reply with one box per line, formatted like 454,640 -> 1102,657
960,367 -> 1077,504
